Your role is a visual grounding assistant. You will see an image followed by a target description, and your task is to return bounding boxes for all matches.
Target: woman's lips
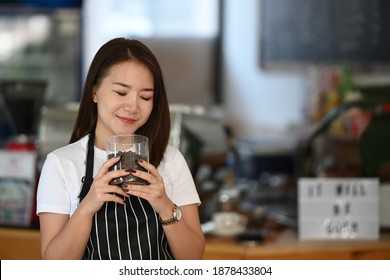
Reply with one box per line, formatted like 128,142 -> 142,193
117,115 -> 136,125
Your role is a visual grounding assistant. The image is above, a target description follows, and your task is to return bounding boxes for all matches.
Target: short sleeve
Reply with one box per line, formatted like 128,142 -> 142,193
36,153 -> 72,215
160,147 -> 201,206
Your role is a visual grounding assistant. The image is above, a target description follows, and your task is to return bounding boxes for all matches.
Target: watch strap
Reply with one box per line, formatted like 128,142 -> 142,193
160,204 -> 180,226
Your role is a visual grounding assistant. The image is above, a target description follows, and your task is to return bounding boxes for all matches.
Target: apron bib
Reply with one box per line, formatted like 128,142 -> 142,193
78,132 -> 173,260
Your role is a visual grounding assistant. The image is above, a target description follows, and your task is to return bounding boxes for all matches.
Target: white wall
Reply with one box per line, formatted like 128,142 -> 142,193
81,0 -> 219,105
223,0 -> 307,142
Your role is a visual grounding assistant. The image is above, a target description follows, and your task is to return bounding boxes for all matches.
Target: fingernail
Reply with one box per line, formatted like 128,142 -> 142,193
137,159 -> 143,163
126,168 -> 136,173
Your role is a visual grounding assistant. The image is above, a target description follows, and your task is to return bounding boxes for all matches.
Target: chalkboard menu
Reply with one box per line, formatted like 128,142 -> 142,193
261,0 -> 390,66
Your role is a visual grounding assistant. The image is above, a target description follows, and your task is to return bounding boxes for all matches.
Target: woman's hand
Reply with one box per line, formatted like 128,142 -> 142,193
79,156 -> 130,216
124,160 -> 205,259
123,159 -> 173,218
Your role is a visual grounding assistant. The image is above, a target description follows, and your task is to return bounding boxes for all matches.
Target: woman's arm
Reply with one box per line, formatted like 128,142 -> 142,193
38,156 -> 130,259
39,209 -> 93,259
161,203 -> 205,259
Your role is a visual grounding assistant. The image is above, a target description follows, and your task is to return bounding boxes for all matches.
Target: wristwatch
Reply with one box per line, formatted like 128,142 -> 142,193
160,204 -> 182,226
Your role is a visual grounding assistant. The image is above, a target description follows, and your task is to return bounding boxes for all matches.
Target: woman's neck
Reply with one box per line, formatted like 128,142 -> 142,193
93,127 -> 110,150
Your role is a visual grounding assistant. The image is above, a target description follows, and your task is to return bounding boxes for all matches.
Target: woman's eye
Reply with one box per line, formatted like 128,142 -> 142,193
141,96 -> 152,101
115,91 -> 126,96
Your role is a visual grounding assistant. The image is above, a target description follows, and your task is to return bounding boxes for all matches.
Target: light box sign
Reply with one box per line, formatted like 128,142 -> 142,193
298,178 -> 379,240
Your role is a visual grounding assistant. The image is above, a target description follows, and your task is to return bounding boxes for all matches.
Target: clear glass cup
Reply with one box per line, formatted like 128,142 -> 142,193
107,134 -> 149,185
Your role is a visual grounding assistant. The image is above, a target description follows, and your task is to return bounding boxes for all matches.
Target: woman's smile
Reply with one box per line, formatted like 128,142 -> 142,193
117,115 -> 137,125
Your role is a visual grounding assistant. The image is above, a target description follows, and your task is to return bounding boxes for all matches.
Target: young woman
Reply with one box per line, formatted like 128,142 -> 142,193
36,38 -> 205,260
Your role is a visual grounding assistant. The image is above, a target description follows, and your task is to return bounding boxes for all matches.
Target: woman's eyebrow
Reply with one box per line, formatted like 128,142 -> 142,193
113,82 -> 130,88
113,82 -> 154,92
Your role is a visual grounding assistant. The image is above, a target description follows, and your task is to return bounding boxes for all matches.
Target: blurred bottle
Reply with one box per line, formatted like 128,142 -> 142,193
339,64 -> 371,138
324,68 -> 342,113
340,64 -> 355,100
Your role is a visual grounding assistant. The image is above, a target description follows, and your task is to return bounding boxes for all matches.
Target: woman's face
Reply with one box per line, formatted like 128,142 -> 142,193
93,60 -> 154,147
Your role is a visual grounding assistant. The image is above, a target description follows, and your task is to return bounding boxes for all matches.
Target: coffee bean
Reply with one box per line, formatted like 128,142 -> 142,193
108,150 -> 148,185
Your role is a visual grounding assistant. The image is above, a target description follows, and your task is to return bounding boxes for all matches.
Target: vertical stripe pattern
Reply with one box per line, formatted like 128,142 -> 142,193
83,195 -> 173,260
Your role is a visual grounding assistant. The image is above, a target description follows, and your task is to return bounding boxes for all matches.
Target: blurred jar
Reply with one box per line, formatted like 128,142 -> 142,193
5,134 -> 36,151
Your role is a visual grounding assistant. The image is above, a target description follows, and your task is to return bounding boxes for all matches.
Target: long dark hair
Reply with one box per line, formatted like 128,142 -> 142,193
69,38 -> 171,167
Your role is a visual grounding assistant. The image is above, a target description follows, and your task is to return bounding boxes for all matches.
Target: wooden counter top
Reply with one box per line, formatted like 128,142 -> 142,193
0,227 -> 41,260
1,227 -> 389,260
204,230 -> 390,260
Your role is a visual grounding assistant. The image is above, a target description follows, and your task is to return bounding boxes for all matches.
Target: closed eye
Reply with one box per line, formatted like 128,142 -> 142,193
141,96 -> 153,101
114,91 -> 126,96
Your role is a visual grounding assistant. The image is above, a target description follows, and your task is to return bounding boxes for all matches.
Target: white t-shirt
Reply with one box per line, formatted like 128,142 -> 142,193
37,135 -> 200,216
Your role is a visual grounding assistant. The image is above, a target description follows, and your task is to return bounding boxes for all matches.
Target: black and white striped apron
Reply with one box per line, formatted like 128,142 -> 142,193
78,132 -> 173,260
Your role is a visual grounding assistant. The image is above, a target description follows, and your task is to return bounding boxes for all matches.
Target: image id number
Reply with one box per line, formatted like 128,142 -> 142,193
212,266 -> 272,276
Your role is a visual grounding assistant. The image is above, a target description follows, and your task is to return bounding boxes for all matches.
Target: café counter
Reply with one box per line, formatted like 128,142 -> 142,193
0,227 -> 41,260
1,227 -> 390,260
204,230 -> 390,260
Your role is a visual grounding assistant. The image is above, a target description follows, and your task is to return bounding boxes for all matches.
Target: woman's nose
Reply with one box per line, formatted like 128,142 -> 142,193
122,94 -> 138,112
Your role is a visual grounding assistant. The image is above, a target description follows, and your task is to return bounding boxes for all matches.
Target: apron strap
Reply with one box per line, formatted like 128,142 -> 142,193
79,131 -> 95,201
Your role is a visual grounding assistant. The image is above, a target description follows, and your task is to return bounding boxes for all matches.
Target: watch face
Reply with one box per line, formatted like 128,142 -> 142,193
175,207 -> 182,221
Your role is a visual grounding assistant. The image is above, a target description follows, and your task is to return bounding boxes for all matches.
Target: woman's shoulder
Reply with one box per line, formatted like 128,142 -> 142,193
45,135 -> 87,161
159,145 -> 189,171
162,145 -> 182,161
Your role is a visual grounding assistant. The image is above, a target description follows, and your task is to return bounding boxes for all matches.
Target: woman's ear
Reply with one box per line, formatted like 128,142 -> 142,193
92,87 -> 97,103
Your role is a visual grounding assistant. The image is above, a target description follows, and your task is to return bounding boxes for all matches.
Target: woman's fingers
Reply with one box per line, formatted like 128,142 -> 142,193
80,157 -> 135,214
95,156 -> 133,186
92,169 -> 131,201
106,169 -> 131,184
134,160 -> 163,184
122,161 -> 173,216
